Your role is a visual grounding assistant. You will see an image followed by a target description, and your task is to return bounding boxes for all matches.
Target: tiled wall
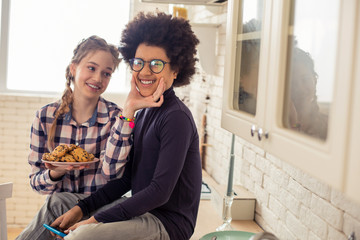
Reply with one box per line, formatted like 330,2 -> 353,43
174,3 -> 360,240
1,2 -> 360,240
0,94 -> 55,226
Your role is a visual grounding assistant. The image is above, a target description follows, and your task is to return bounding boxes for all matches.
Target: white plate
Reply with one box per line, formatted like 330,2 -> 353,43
42,159 -> 99,166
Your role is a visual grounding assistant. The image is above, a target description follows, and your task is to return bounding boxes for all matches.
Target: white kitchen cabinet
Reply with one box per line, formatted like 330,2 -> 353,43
221,0 -> 359,202
221,0 -> 271,144
345,18 -> 360,203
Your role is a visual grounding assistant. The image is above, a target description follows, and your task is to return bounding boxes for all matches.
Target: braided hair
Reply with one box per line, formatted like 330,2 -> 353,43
47,35 -> 121,149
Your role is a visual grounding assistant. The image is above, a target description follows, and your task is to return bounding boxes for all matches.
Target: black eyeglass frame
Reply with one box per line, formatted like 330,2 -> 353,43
129,58 -> 170,74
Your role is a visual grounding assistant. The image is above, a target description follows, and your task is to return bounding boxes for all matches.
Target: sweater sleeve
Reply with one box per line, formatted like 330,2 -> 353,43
93,111 -> 194,222
77,150 -> 133,216
28,110 -> 60,194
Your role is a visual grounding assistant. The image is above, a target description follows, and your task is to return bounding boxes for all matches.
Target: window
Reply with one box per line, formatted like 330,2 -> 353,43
0,0 -> 131,93
233,0 -> 264,116
282,0 -> 338,140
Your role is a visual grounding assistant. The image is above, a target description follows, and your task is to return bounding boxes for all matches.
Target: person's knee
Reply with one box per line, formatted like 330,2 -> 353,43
47,192 -> 68,204
46,192 -> 76,218
64,224 -> 100,240
47,192 -> 67,210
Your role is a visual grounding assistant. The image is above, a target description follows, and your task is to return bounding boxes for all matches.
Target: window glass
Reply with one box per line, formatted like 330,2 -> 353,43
283,0 -> 339,140
6,0 -> 130,93
233,0 -> 264,115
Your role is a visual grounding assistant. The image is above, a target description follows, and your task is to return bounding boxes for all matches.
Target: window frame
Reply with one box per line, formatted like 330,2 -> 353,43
0,0 -> 131,96
0,0 -> 10,93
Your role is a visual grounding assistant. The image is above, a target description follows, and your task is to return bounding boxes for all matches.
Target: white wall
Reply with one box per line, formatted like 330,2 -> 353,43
0,94 -> 52,225
1,1 -> 360,240
174,3 -> 360,240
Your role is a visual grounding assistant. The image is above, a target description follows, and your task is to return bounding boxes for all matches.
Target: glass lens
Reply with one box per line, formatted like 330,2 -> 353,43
150,60 -> 165,73
282,0 -> 338,140
232,0 -> 264,116
131,58 -> 144,72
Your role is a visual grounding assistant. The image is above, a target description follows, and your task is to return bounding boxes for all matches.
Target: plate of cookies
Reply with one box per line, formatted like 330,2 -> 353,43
42,144 -> 98,166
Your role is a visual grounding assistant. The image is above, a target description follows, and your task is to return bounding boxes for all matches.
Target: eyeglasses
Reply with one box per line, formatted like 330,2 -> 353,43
129,58 -> 170,74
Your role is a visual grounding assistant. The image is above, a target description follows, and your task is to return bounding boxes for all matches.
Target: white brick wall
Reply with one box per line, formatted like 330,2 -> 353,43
1,3 -> 360,239
175,3 -> 360,240
0,94 -> 55,227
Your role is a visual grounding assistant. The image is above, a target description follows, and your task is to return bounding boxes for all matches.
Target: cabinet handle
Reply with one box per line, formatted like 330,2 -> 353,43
347,232 -> 355,240
257,128 -> 269,141
251,125 -> 257,137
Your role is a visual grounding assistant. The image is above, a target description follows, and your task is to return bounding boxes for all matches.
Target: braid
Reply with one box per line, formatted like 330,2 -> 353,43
47,35 -> 120,150
47,74 -> 73,150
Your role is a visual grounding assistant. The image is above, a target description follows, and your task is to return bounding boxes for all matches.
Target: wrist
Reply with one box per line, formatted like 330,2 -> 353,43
73,205 -> 83,215
122,100 -> 136,118
120,110 -> 135,119
89,216 -> 99,224
49,170 -> 65,181
119,114 -> 135,129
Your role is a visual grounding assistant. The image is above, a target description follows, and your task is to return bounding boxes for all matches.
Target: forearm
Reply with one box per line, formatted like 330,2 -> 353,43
30,168 -> 60,194
29,154 -> 66,194
49,169 -> 66,181
77,177 -> 129,217
101,117 -> 132,179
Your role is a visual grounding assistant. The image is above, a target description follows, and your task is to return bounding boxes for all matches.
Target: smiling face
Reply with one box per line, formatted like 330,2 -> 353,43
132,43 -> 178,97
70,50 -> 114,101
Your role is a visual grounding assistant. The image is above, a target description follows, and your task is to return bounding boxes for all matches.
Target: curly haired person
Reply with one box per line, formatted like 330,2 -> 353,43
20,12 -> 202,240
17,34 -> 165,239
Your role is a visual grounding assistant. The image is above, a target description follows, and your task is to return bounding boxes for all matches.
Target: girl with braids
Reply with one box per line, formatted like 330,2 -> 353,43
29,35 -> 163,195
22,12 -> 202,240
17,35 -> 165,239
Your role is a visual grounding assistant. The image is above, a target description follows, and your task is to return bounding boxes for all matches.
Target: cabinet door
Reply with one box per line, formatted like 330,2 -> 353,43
345,17 -> 360,203
221,0 -> 271,144
264,0 -> 357,189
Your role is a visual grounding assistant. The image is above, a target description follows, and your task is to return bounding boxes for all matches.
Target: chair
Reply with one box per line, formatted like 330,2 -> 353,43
0,182 -> 13,240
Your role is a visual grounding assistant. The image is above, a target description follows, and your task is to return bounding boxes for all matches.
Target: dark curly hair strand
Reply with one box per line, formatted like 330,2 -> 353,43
119,12 -> 199,87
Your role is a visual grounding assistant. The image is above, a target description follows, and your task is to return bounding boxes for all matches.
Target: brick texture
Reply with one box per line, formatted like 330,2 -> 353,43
0,94 -> 54,227
175,3 -> 360,240
1,3 -> 360,240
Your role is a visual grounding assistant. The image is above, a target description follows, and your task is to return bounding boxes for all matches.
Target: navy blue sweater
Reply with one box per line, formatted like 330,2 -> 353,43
78,87 -> 202,240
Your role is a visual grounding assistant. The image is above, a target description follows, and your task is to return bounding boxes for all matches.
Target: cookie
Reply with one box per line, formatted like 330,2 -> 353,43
45,144 -> 93,163
52,144 -> 69,158
68,144 -> 78,151
70,147 -> 90,162
61,153 -> 76,162
42,153 -> 56,161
